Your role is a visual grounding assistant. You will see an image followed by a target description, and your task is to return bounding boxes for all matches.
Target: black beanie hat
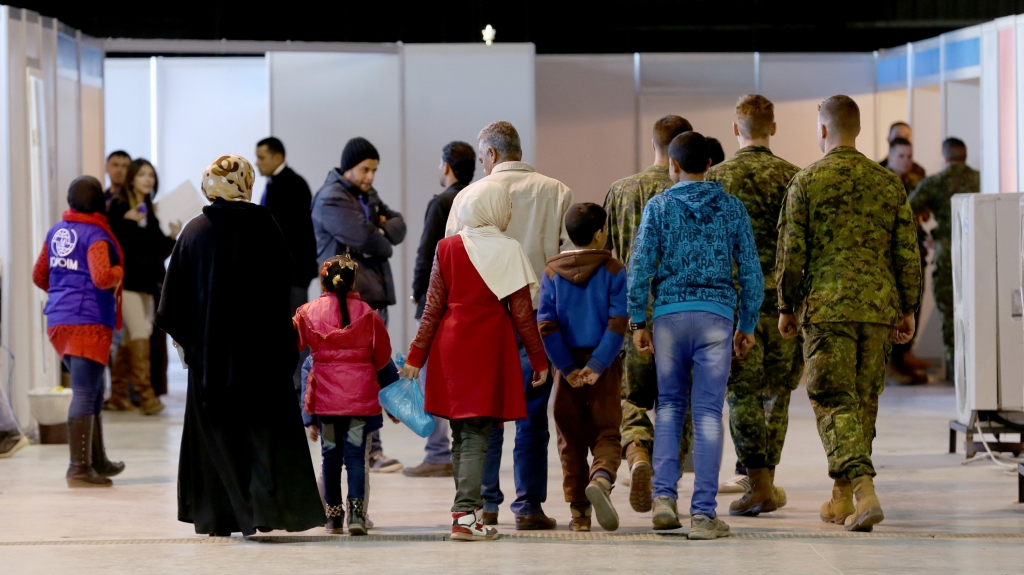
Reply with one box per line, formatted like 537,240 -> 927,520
340,137 -> 380,173
67,176 -> 105,214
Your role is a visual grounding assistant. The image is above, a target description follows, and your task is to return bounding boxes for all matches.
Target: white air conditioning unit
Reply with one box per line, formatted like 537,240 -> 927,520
952,193 -> 1024,426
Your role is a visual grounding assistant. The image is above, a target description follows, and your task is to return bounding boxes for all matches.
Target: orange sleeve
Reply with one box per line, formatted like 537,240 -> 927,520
32,244 -> 50,291
86,241 -> 124,290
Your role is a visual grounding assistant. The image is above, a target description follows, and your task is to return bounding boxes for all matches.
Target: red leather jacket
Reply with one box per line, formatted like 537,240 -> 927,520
294,292 -> 392,416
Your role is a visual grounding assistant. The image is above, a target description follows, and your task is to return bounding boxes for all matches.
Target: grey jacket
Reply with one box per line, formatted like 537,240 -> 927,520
311,169 -> 406,308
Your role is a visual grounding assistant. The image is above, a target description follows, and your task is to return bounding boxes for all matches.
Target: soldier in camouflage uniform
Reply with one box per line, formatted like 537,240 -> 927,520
705,94 -> 801,517
885,137 -> 929,383
604,115 -> 693,513
777,96 -> 921,532
908,138 -> 980,381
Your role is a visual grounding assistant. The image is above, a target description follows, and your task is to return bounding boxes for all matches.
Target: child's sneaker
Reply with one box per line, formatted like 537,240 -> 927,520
585,476 -> 619,531
451,510 -> 499,541
325,504 -> 345,535
570,505 -> 591,532
347,499 -> 368,536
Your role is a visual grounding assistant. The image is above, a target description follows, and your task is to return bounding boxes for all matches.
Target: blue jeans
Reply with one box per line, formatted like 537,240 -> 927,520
418,363 -> 452,465
652,311 -> 733,518
320,416 -> 368,506
64,356 -> 106,418
481,344 -> 552,517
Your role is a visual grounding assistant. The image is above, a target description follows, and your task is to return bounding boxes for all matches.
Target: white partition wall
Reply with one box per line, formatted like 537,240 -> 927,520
402,44 -> 535,345
1,7 -> 101,428
535,55 -> 634,204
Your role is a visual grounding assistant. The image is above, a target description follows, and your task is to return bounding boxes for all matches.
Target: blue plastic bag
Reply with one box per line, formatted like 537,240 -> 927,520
378,355 -> 435,438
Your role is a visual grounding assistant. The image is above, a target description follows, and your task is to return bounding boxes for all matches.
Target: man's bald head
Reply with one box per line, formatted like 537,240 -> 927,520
818,95 -> 861,138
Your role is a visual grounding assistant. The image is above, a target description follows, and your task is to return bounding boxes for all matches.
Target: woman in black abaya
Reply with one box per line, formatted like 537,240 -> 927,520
156,154 -> 323,536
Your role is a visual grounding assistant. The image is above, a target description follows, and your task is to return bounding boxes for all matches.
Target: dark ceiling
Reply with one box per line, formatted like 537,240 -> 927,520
12,1 -> 1024,53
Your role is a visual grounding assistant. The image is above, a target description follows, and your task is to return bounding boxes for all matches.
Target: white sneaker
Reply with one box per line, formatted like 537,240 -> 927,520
451,510 -> 499,541
719,474 -> 750,494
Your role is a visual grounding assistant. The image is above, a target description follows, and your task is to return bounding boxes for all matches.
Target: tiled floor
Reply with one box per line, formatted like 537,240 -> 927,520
2,364 -> 1023,574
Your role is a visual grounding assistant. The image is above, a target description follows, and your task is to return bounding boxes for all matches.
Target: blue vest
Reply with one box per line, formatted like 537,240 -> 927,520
43,220 -> 118,329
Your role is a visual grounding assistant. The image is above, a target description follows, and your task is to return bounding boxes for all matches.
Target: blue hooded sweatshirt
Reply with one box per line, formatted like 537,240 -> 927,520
627,180 -> 763,334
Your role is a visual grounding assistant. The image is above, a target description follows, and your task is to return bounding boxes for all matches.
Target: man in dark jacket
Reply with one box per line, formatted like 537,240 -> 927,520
256,137 -> 318,394
403,141 -> 475,479
311,137 -> 407,473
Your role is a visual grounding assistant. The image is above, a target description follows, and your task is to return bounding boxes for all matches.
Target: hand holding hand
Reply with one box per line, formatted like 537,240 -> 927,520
399,364 -> 421,381
633,329 -> 654,356
532,368 -> 549,388
893,313 -> 916,345
778,313 -> 799,340
733,331 -> 756,358
566,369 -> 584,388
307,425 -> 318,442
579,367 -> 599,385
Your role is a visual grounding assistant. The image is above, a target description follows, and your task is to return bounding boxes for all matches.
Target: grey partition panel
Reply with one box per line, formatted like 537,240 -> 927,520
760,53 -> 876,102
403,44 -> 535,346
536,55 -> 635,204
269,51 -> 403,342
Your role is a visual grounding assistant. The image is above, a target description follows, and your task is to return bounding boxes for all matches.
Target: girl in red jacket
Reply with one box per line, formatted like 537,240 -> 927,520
294,255 -> 392,536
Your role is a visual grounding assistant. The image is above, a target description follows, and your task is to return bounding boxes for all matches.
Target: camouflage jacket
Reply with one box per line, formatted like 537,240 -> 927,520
603,164 -> 673,267
706,146 -> 799,312
777,146 -> 922,325
908,163 -> 980,259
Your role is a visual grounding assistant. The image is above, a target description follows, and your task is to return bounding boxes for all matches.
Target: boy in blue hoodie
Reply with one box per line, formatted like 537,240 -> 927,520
538,203 -> 628,533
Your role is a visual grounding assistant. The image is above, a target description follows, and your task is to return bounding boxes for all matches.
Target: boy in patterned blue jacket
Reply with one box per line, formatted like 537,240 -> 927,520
628,131 -> 763,540
538,203 -> 628,534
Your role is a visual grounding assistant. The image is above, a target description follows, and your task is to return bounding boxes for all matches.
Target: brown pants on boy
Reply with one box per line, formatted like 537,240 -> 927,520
553,351 -> 623,506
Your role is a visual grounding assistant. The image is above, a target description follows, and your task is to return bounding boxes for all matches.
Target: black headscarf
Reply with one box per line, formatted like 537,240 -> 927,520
68,176 -> 105,214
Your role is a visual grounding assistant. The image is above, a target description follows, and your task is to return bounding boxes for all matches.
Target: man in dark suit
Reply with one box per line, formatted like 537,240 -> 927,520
403,141 -> 476,478
255,137 -> 318,394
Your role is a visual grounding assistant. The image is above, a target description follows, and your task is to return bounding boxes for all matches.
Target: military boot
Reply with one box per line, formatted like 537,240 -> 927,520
819,479 -> 855,524
770,468 -> 787,509
625,441 -> 653,513
728,468 -> 777,517
845,475 -> 884,532
66,417 -> 113,488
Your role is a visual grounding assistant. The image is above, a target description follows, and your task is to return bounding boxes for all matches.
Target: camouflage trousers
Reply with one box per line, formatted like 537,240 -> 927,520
621,334 -> 692,463
933,253 -> 954,361
727,312 -> 802,470
803,322 -> 891,480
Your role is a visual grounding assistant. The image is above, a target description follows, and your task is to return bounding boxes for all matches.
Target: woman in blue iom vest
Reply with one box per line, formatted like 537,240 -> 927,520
32,177 -> 126,487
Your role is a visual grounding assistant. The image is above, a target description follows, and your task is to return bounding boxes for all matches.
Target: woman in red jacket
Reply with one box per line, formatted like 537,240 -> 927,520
400,180 -> 548,542
294,254 -> 391,536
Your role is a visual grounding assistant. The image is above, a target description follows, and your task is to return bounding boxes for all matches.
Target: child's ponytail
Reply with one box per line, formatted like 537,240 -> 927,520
320,255 -> 359,328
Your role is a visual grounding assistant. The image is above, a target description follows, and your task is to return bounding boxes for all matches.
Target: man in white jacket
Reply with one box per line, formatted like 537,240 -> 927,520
445,121 -> 574,530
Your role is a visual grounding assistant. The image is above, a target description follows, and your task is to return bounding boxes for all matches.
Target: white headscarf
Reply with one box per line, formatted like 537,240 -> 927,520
457,180 -> 538,301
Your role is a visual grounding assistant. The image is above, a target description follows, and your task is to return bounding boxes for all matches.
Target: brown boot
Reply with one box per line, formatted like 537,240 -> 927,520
769,468 -> 787,509
105,343 -> 135,411
91,414 -> 124,477
66,417 -> 113,488
128,339 -> 164,415
728,468 -> 778,517
845,475 -> 884,532
820,479 -> 855,524
625,441 -> 653,513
